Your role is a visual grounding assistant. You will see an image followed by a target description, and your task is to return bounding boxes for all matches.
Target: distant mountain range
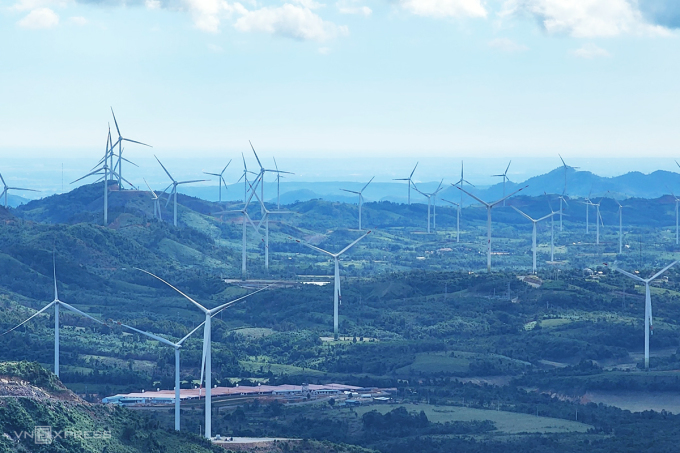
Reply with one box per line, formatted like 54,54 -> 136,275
177,167 -> 680,205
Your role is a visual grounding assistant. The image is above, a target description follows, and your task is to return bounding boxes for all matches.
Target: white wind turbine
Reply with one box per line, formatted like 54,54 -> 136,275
393,162 -> 418,204
273,157 -> 286,209
203,160 -> 232,203
670,183 -> 680,246
585,197 -> 604,244
110,108 -> 151,189
512,207 -> 557,274
455,185 -> 527,272
135,269 -> 268,439
612,261 -> 678,369
615,199 -> 624,254
341,177 -> 374,231
238,153 -> 258,203
558,155 -> 578,232
493,160 -> 512,206
411,180 -> 443,234
144,178 -> 162,221
118,322 -> 204,431
441,199 -> 460,242
292,231 -> 370,340
2,256 -> 106,377
71,128 -> 128,225
0,172 -> 39,209
453,162 -> 474,238
156,156 -> 207,227
249,142 -> 293,214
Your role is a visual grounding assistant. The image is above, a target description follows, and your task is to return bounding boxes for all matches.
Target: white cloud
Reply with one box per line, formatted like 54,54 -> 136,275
502,0 -> 670,37
11,0 -> 70,12
145,0 -> 161,9
336,0 -> 371,16
398,0 -> 486,18
234,3 -> 348,41
488,37 -> 528,52
181,0 -> 246,33
69,15 -> 87,25
570,43 -> 611,59
291,0 -> 323,10
18,7 -> 59,28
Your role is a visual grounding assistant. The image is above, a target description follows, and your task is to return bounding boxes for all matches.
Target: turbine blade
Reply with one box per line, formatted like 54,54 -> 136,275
71,169 -> 104,184
291,236 -> 334,257
614,267 -> 645,283
361,176 -> 374,193
249,140 -> 263,169
177,180 -> 208,185
340,189 -> 361,195
155,155 -> 175,182
59,302 -> 107,326
649,261 -> 678,282
122,138 -> 151,148
490,185 -> 528,207
2,301 -> 56,335
118,323 -> 176,347
135,268 -> 209,313
337,230 -> 371,256
208,285 -> 271,315
221,159 -> 232,176
453,185 -> 488,207
512,206 -> 535,222
409,162 -> 418,179
110,107 -> 121,137
0,172 -> 5,187
178,321 -> 205,345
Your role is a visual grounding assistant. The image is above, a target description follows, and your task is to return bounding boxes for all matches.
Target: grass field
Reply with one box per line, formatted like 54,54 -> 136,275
395,351 -> 471,375
239,360 -> 326,376
353,403 -> 592,434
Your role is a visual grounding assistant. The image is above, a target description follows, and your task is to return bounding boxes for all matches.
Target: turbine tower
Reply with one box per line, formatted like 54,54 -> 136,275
341,177 -> 374,231
615,199 -> 624,254
2,256 -> 106,377
156,156 -> 207,227
585,198 -> 604,245
453,161 -> 474,238
670,184 -> 680,246
292,231 -> 370,340
557,194 -> 569,232
0,172 -> 38,209
144,178 -> 162,221
411,180 -> 443,233
393,163 -> 418,204
441,199 -> 460,242
249,142 -> 293,214
512,207 -> 557,274
71,128 -> 128,225
558,155 -> 578,232
135,269 -> 268,439
110,108 -> 151,189
493,161 -> 512,206
613,261 -> 678,369
455,185 -> 527,272
203,160 -> 231,203
118,322 -> 204,431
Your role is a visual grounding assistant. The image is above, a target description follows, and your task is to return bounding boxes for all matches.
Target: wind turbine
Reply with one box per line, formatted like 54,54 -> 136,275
455,185 -> 528,272
71,128 -> 130,225
340,177 -> 374,231
292,231 -> 370,340
203,160 -> 231,203
557,193 -> 569,232
493,161 -> 512,206
248,181 -> 293,271
2,256 -> 106,377
393,163 -> 418,204
249,142 -> 293,214
0,172 -> 38,209
453,162 -> 474,237
135,269 -> 268,439
612,261 -> 678,369
273,157 -> 287,209
441,199 -> 460,242
109,108 -> 151,189
671,189 -> 680,246
585,198 -> 604,245
118,322 -> 204,431
144,178 -> 162,221
512,207 -> 557,274
615,199 -> 624,254
156,156 -> 207,227
411,180 -> 443,234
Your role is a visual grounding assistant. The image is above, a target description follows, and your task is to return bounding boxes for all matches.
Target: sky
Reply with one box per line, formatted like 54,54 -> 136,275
1,0 -> 680,169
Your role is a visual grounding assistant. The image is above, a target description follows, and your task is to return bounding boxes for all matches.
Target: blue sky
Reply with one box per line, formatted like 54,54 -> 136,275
1,0 -> 680,162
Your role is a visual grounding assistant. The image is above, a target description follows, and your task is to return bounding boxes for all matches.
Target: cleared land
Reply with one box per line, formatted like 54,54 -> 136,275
353,403 -> 592,434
